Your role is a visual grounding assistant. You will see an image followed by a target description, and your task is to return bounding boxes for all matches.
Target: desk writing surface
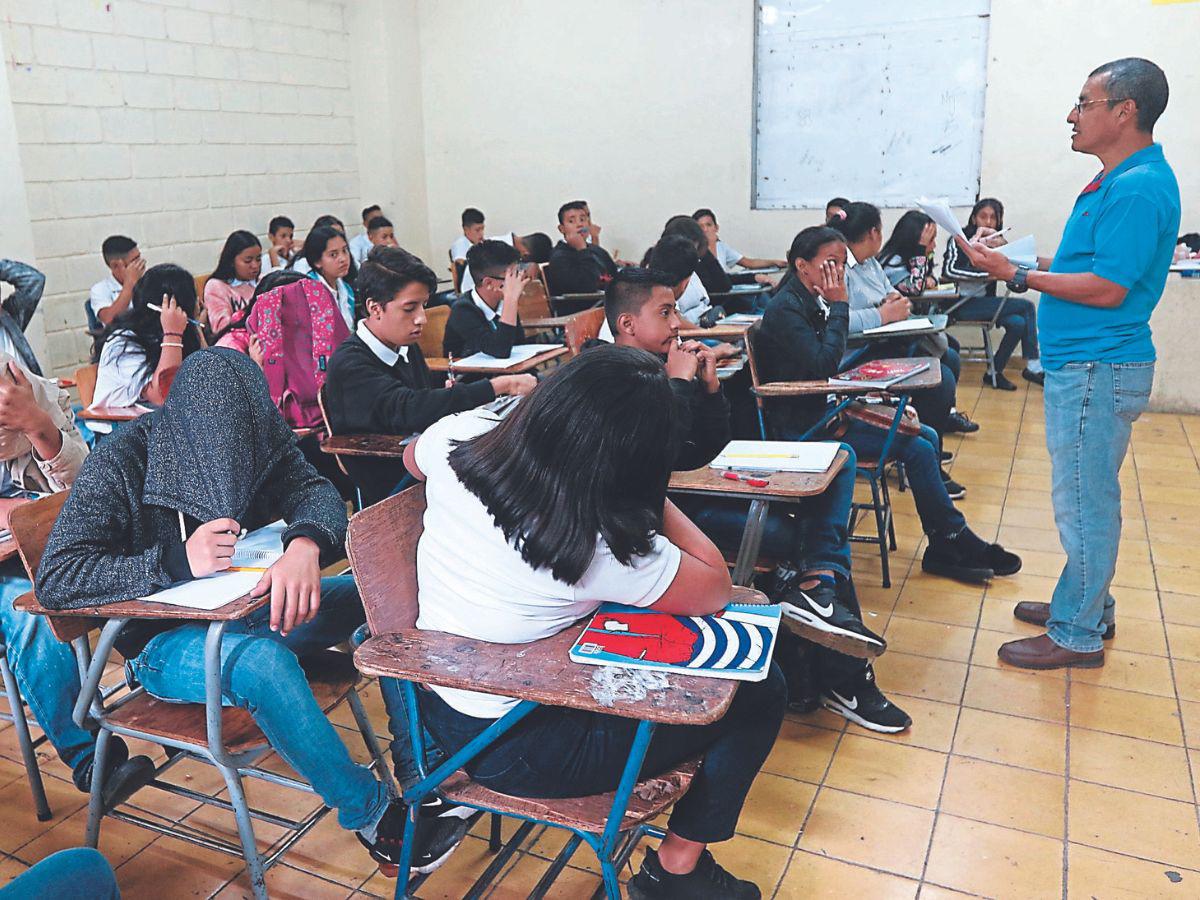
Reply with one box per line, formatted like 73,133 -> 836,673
426,345 -> 569,375
15,589 -> 268,622
669,448 -> 849,501
321,433 -> 409,459
754,358 -> 942,398
677,323 -> 753,341
80,404 -> 152,422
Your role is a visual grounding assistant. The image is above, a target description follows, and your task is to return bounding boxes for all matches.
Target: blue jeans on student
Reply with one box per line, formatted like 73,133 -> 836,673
677,443 -> 856,578
126,575 -> 389,831
794,419 -> 966,541
1044,362 -> 1153,652
0,847 -> 119,899
419,663 -> 787,844
955,295 -> 1040,372
0,562 -> 95,774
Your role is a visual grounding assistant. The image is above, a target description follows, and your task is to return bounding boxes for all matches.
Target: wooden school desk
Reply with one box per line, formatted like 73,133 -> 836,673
669,448 -> 850,586
677,321 -> 754,342
79,404 -> 151,423
320,433 -> 409,460
425,345 -> 569,376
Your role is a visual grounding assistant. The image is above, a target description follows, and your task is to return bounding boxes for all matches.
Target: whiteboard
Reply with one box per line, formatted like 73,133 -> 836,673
753,0 -> 991,209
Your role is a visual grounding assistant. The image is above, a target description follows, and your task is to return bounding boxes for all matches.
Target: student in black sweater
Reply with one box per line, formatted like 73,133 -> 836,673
443,240 -> 529,359
325,247 -> 535,505
545,201 -> 617,299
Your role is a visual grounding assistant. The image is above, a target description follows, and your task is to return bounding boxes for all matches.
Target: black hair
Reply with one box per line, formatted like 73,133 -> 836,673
358,246 -> 437,310
366,215 -> 393,232
466,239 -> 521,283
448,343 -> 678,584
1090,57 -> 1169,132
878,211 -> 934,265
662,215 -> 707,257
302,225 -> 348,271
268,216 -> 293,234
102,263 -> 202,376
461,207 -> 485,227
312,214 -> 345,234
603,267 -> 677,334
210,230 -> 263,282
964,198 -> 1005,240
827,201 -> 881,243
826,197 -> 850,211
648,234 -> 701,284
101,235 -> 137,264
520,232 -> 553,264
786,226 -> 846,269
361,204 -> 382,221
692,208 -> 718,225
557,201 -> 587,224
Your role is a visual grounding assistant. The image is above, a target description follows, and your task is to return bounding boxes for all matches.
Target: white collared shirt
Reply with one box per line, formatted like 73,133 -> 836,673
470,289 -> 500,325
356,318 -> 408,365
317,276 -> 354,330
349,232 -> 373,266
457,232 -> 515,295
88,274 -> 122,315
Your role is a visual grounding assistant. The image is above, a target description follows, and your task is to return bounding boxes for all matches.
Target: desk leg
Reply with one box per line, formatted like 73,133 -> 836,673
732,499 -> 769,587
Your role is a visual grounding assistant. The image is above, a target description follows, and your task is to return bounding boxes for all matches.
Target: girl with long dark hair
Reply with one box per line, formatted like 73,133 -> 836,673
204,230 -> 262,336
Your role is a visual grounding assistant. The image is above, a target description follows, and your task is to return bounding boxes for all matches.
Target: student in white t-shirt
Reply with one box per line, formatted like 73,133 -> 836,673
89,235 -> 145,327
692,209 -> 786,274
349,204 -> 382,266
401,344 -> 783,900
449,208 -> 517,295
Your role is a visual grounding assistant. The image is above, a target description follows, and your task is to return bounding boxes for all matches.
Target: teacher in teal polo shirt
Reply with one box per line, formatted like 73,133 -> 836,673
958,58 -> 1180,670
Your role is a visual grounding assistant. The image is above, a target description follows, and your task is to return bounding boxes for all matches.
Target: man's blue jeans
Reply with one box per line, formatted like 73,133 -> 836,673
0,561 -> 95,773
675,442 -> 856,578
1044,361 -> 1154,652
127,574 -> 390,831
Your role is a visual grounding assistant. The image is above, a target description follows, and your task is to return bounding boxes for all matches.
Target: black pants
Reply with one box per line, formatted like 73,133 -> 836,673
419,663 -> 787,844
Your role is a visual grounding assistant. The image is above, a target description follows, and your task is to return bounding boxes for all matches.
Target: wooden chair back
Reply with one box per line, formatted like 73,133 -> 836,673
743,321 -> 770,437
517,279 -> 552,321
316,385 -> 351,477
417,305 -> 451,359
346,485 -> 425,637
564,307 -> 606,357
449,254 -> 465,293
74,364 -> 98,407
193,274 -> 209,301
9,493 -> 94,643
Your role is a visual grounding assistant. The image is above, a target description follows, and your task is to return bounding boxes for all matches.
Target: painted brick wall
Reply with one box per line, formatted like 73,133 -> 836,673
0,0 -> 362,375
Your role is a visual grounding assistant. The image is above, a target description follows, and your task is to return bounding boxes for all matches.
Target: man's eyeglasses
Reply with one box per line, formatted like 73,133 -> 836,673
1072,98 -> 1110,116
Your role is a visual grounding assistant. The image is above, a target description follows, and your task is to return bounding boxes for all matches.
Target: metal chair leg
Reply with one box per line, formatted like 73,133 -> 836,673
217,761 -> 269,900
982,325 -> 997,384
0,652 -> 52,821
871,476 -> 891,588
346,688 -> 399,797
85,728 -> 112,847
489,812 -> 502,852
881,472 -> 898,551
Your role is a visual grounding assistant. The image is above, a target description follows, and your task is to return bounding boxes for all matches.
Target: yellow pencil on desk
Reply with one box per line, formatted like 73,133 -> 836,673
722,452 -> 800,458
227,566 -> 268,573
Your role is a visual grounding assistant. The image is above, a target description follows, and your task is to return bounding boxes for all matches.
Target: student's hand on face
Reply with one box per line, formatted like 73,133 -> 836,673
587,223 -> 601,243
247,333 -> 264,368
491,374 -> 536,396
565,228 -> 589,251
879,293 -> 912,324
185,518 -> 240,578
665,339 -> 700,382
920,222 -> 938,251
501,266 -> 529,309
159,294 -> 188,336
819,259 -> 848,303
0,363 -> 45,434
122,256 -> 146,288
252,536 -> 322,636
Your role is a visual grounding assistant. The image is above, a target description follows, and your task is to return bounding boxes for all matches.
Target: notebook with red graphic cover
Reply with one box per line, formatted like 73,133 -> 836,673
828,358 -> 930,390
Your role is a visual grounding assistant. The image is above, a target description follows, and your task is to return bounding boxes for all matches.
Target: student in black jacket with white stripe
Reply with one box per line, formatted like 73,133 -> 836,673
324,247 -> 534,506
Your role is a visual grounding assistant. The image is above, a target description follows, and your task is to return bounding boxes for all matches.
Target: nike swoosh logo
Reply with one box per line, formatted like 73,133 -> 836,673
829,690 -> 858,710
804,592 -> 834,617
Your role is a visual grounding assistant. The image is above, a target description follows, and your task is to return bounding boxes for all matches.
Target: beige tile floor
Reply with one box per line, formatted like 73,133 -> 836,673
2,361 -> 1199,898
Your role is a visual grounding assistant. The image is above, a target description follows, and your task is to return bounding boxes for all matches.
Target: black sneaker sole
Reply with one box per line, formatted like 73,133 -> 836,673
375,818 -> 469,877
101,756 -> 157,810
819,694 -> 911,733
921,558 -> 995,584
779,603 -> 887,659
991,559 -> 1022,577
944,486 -> 966,500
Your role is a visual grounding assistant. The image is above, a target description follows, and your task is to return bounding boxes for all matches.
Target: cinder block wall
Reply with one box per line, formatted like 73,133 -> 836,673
0,0 -> 362,374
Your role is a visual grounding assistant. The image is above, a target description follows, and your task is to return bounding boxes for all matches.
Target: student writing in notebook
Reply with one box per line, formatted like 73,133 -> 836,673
757,226 -> 1022,585
442,239 -> 528,359
603,269 -> 910,733
324,247 -> 534,505
35,349 -> 467,876
402,345 -> 783,900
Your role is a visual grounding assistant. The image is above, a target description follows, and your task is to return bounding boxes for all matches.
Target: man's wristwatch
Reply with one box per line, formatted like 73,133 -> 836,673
1006,265 -> 1031,293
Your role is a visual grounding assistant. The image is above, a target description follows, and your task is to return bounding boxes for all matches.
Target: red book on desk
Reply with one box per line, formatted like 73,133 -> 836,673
828,359 -> 930,390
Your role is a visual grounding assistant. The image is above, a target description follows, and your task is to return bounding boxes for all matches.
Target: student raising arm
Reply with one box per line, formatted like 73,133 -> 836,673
442,240 -> 528,359
400,345 -> 781,900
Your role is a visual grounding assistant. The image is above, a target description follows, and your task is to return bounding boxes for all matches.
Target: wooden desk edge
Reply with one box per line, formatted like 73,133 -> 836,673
669,448 -> 849,499
15,589 -> 270,621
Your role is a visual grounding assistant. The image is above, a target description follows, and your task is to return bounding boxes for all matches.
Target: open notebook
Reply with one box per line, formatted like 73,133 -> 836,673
862,317 -> 934,337
708,440 -> 841,473
136,520 -> 286,611
453,344 -> 563,369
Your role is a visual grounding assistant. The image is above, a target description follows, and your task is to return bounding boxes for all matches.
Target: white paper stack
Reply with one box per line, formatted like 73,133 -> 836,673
709,440 -> 841,473
453,345 -> 562,369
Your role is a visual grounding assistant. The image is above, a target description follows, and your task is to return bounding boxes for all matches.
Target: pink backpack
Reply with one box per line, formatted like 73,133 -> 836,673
246,279 -> 350,432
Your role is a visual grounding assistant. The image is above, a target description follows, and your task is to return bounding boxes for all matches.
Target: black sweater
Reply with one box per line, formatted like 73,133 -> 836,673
443,292 -> 526,358
671,377 -> 732,471
545,242 -> 617,296
324,333 -> 495,505
756,279 -> 850,437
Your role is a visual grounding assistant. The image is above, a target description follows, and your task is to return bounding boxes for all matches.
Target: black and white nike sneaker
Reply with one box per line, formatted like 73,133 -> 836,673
419,793 -> 476,821
360,796 -> 469,877
820,666 -> 912,733
777,577 -> 887,659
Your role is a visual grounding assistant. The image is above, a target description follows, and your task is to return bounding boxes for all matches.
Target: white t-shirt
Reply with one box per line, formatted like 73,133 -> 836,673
349,232 -> 373,266
677,273 -> 712,324
93,331 -> 150,407
454,232 -> 514,295
715,241 -> 743,272
88,275 -> 122,316
414,408 -> 682,718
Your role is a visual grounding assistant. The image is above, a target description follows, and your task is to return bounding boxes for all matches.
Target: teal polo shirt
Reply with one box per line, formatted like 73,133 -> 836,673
1038,142 -> 1181,370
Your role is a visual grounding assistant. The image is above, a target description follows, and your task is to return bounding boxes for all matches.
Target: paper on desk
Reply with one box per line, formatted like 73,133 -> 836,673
710,440 -> 841,473
916,197 -> 966,241
996,235 -> 1038,268
862,317 -> 934,336
720,313 -> 763,324
452,344 -> 563,369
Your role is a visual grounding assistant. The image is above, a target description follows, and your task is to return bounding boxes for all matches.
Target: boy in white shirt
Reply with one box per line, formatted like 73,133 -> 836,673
692,209 -> 785,273
349,204 -> 382,266
88,236 -> 144,327
262,216 -> 298,274
450,209 -> 515,295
